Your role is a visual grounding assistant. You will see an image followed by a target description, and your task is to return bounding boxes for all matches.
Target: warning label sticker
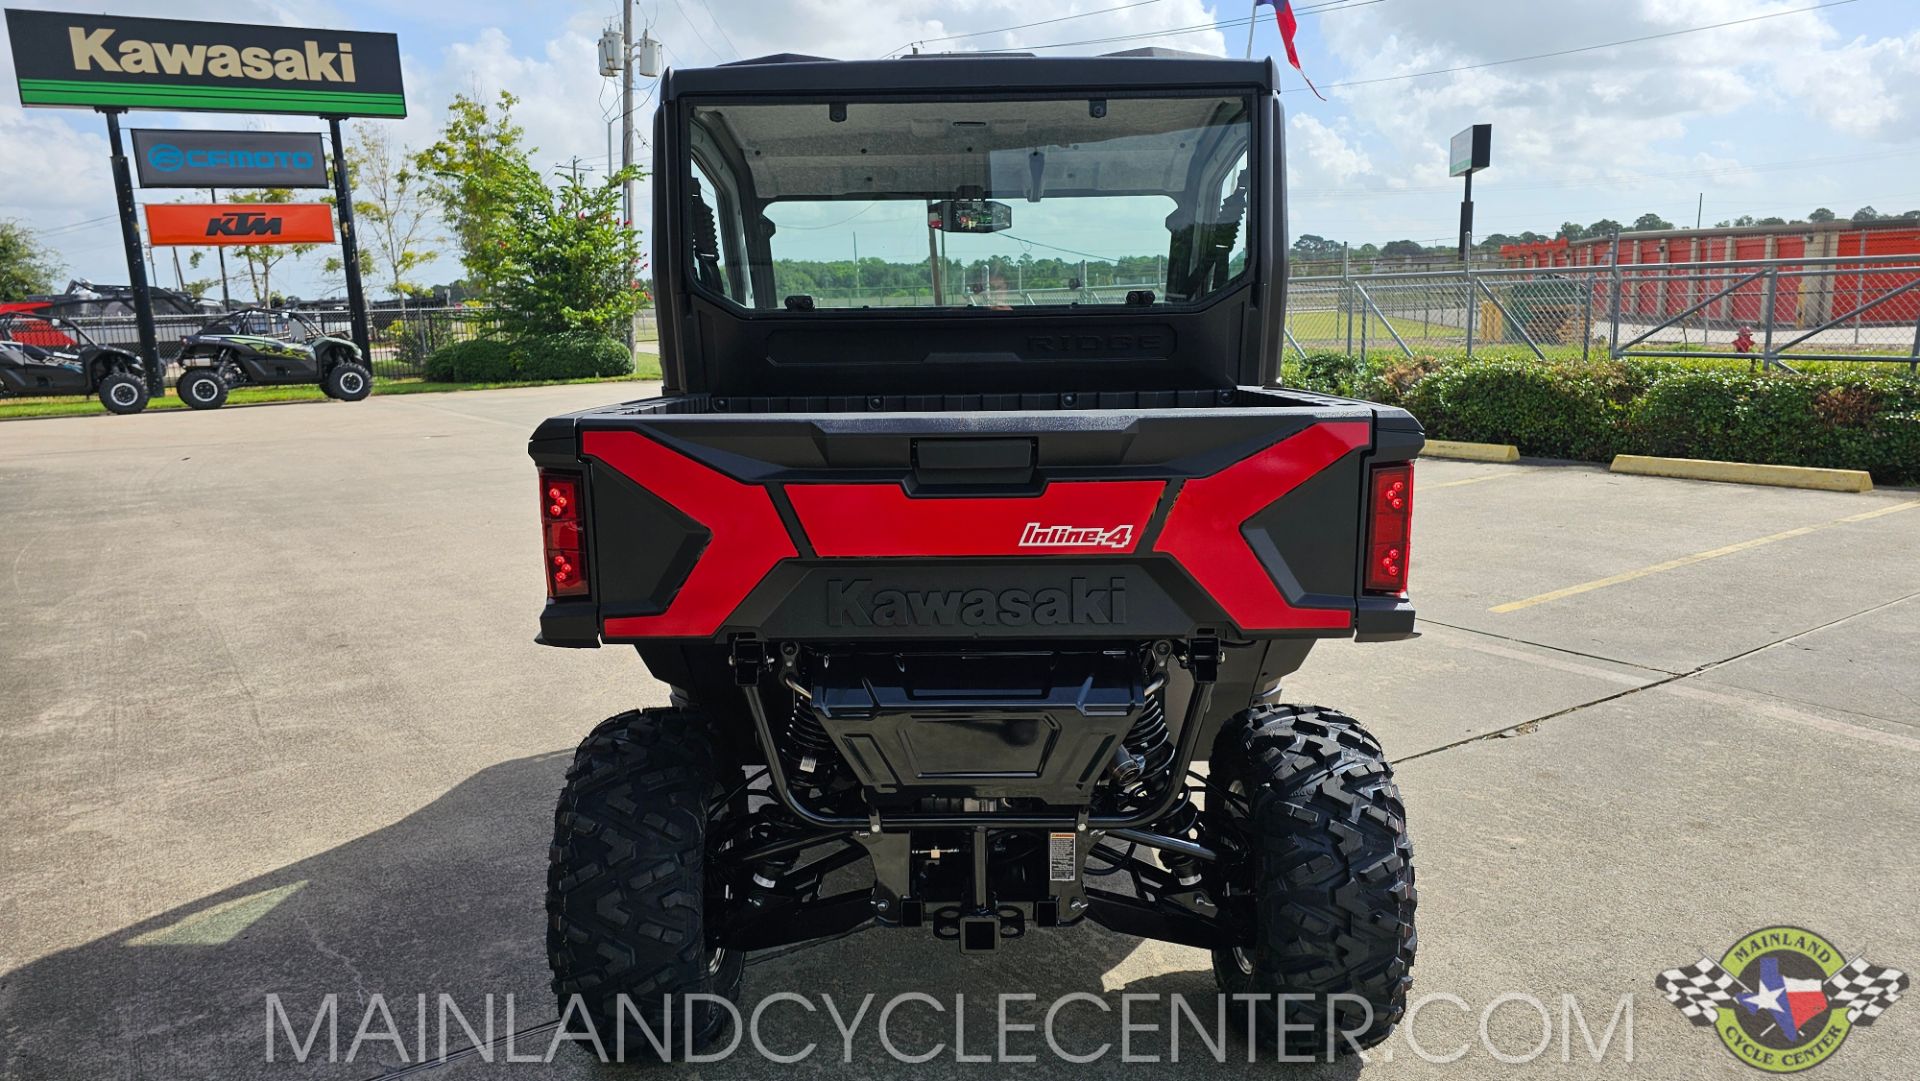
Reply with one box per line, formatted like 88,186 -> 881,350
1048,831 -> 1076,882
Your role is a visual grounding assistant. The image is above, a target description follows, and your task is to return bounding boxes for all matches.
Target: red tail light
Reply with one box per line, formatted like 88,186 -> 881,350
1364,463 -> 1412,595
539,470 -> 588,598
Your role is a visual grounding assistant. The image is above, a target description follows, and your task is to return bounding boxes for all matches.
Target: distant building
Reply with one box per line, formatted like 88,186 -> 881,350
1500,218 -> 1920,327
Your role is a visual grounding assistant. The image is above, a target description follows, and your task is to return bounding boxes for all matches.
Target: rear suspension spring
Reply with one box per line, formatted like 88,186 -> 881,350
783,695 -> 836,781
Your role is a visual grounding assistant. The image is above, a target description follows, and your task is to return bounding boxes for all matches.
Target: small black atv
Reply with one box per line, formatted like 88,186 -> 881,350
175,307 -> 371,410
0,312 -> 153,414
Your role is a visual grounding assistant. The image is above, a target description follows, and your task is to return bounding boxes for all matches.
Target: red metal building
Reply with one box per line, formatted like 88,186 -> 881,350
1500,219 -> 1920,327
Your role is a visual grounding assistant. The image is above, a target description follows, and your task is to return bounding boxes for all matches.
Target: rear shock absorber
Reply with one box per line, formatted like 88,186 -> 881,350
1120,688 -> 1175,784
783,694 -> 835,783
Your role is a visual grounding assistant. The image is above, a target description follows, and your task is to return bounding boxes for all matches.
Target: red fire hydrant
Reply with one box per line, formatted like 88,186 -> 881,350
1732,326 -> 1755,353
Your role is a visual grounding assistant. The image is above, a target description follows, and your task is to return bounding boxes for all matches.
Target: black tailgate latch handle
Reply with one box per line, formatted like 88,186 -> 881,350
910,437 -> 1037,490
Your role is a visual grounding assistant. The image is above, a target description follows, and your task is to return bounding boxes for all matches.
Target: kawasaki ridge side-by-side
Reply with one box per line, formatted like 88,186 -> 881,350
529,51 -> 1421,1058
175,307 -> 371,409
0,312 -> 154,414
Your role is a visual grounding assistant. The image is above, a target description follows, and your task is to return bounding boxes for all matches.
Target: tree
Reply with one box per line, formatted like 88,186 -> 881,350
1587,218 -> 1624,237
1851,206 -> 1881,222
1632,213 -> 1674,231
411,91 -> 534,295
491,165 -> 646,337
1753,216 -> 1788,226
1808,207 -> 1836,222
1289,234 -> 1343,261
337,123 -> 438,299
225,188 -> 321,303
1558,221 -> 1587,240
1380,239 -> 1425,257
0,219 -> 62,297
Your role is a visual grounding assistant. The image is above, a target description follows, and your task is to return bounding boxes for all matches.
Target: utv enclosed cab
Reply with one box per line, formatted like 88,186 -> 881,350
531,51 -> 1420,1057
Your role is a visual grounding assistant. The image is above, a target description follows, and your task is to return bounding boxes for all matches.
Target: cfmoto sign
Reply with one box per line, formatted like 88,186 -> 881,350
130,129 -> 328,188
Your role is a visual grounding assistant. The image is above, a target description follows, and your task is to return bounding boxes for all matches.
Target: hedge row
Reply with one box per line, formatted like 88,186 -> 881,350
424,332 -> 633,383
1290,352 -> 1920,485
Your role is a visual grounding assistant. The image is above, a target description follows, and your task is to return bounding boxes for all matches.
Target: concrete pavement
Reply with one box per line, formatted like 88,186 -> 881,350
0,384 -> 1915,1080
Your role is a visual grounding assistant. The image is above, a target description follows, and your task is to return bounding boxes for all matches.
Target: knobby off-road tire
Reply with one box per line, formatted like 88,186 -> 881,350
1209,704 -> 1416,1056
324,361 -> 372,402
547,709 -> 743,1060
96,372 -> 148,415
177,368 -> 228,410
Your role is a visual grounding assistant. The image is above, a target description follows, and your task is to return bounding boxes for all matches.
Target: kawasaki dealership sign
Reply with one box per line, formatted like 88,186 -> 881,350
3,9 -> 404,117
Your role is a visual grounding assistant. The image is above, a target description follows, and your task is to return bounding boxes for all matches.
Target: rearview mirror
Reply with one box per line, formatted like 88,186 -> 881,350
928,199 -> 1012,234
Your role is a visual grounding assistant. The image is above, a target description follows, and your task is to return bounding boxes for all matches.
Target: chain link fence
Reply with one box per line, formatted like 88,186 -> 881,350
57,257 -> 1918,388
1289,252 -> 1920,371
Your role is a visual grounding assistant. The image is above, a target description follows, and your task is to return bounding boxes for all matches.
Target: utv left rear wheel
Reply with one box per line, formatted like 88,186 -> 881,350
547,709 -> 743,1060
1208,704 -> 1416,1056
325,361 -> 371,401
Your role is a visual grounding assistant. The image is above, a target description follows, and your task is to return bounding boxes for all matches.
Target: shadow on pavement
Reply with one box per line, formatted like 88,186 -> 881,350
0,752 -> 1365,1081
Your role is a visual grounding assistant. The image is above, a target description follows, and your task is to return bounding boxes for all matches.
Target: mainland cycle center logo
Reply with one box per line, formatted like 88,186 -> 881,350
1656,926 -> 1908,1073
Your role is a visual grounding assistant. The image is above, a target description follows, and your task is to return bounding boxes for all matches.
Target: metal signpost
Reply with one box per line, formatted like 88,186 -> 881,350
3,8 -> 404,397
1449,123 -> 1491,263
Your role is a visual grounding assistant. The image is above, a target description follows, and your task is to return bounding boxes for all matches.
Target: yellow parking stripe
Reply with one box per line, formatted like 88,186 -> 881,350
1490,499 -> 1920,613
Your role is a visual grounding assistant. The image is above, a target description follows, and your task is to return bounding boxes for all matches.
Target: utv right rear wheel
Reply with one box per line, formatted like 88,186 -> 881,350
1208,704 -> 1416,1056
547,709 -> 743,1060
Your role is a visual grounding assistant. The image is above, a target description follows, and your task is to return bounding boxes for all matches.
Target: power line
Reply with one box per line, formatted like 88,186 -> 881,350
668,0 -> 731,62
885,0 -> 1169,58
899,0 -> 1382,58
1284,0 -> 1863,94
692,0 -> 740,59
1294,147 -> 1920,200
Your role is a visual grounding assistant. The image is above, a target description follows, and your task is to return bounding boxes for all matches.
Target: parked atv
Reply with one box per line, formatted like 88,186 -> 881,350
529,52 -> 1420,1059
175,307 -> 371,409
0,312 -> 153,414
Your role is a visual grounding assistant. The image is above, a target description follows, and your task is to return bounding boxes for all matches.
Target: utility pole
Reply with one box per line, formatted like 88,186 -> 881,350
1695,192 -> 1704,230
602,11 -> 661,349
620,0 -> 634,229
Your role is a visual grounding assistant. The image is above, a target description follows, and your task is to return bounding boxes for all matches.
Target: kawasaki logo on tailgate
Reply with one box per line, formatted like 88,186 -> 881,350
828,578 -> 1127,628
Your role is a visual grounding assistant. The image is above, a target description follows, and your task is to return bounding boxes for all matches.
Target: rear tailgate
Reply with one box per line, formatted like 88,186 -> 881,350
529,387 -> 1421,646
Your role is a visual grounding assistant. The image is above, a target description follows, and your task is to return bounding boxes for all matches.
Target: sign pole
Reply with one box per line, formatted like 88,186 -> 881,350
1457,170 -> 1473,264
210,188 -> 233,309
101,108 -> 163,396
327,118 -> 373,372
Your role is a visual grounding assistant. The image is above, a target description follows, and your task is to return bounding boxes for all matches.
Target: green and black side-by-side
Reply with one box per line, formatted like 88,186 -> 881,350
174,307 -> 371,408
529,50 -> 1422,1058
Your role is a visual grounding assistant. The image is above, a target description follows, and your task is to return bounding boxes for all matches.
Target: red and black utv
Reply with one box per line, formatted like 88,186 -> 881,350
529,50 -> 1421,1058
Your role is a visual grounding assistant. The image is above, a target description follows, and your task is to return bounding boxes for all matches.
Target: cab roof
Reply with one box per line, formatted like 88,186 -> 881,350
662,52 -> 1279,99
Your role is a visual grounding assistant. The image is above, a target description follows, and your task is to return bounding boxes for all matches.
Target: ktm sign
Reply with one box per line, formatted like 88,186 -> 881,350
3,9 -> 405,117
144,203 -> 334,247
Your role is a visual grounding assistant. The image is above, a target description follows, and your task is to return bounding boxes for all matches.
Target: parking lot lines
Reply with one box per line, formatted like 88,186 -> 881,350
1488,498 -> 1920,613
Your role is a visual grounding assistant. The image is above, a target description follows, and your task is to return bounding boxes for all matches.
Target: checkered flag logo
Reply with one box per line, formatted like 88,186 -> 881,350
1656,958 -> 1742,1026
1824,959 -> 1909,1025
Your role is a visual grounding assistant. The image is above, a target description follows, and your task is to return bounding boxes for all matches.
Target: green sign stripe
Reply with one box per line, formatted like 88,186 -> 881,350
18,78 -> 402,103
17,83 -> 404,115
19,89 -> 406,116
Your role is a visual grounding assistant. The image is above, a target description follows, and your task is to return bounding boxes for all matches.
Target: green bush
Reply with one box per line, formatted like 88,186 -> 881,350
1286,352 -> 1920,484
424,337 -> 519,382
516,332 -> 633,380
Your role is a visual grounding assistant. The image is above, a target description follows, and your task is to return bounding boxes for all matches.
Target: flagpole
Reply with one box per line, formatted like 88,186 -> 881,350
1245,0 -> 1259,58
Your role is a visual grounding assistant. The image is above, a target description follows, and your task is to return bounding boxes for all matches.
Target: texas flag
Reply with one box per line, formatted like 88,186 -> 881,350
1254,0 -> 1327,100
1738,957 -> 1832,1043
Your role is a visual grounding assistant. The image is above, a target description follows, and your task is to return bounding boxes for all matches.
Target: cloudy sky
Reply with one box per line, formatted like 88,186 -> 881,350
3,0 -> 1917,299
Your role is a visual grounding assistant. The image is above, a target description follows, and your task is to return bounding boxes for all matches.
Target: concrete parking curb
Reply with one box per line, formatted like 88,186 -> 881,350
1609,454 -> 1873,492
1422,439 -> 1520,463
